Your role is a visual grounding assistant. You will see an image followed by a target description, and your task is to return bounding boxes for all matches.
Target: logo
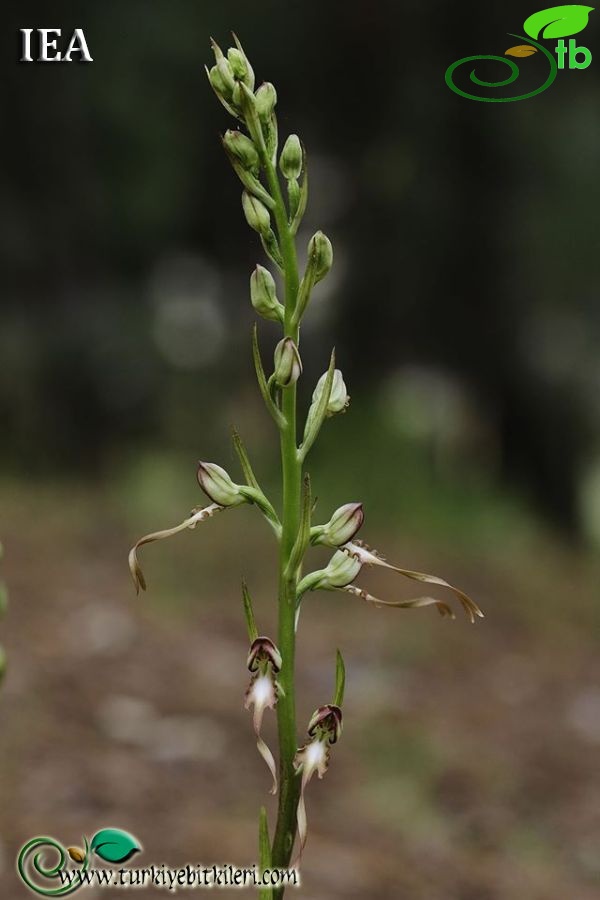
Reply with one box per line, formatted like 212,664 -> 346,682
16,832 -> 298,894
17,828 -> 141,895
19,28 -> 93,63
446,4 -> 594,101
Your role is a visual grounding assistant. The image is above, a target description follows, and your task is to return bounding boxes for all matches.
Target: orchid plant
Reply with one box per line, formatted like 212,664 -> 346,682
129,35 -> 483,896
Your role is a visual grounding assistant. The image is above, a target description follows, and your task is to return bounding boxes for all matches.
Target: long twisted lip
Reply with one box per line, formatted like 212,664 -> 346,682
128,503 -> 222,594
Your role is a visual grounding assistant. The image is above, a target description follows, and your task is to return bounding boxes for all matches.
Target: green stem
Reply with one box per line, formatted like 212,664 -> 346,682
261,152 -> 302,888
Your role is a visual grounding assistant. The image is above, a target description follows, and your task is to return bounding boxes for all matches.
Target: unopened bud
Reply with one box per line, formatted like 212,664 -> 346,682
216,56 -> 236,96
250,266 -> 284,323
313,369 -> 350,417
321,550 -> 362,588
273,338 -> 302,387
307,231 -> 333,284
327,370 -> 350,414
208,64 -> 233,102
242,191 -> 271,236
255,82 -> 277,120
227,47 -> 254,89
320,503 -> 364,546
223,130 -> 259,173
279,134 -> 303,180
197,462 -> 246,507
298,550 -> 362,596
228,36 -> 255,90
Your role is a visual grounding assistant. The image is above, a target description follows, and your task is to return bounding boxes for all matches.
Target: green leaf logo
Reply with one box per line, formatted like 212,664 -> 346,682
90,828 -> 141,864
523,5 -> 594,39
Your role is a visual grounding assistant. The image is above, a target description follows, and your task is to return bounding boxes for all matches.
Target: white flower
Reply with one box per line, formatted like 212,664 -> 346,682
244,637 -> 282,795
292,705 -> 342,867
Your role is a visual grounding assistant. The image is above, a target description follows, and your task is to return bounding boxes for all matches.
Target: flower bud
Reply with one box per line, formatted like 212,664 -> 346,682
307,231 -> 333,284
279,134 -> 303,180
223,130 -> 259,174
320,503 -> 364,546
216,56 -> 236,96
328,370 -> 350,414
250,266 -> 283,323
208,64 -> 233,102
227,46 -> 254,89
298,550 -> 362,596
197,462 -> 246,507
255,82 -> 277,120
312,369 -> 350,417
322,550 -> 362,588
273,338 -> 302,387
242,191 -> 271,236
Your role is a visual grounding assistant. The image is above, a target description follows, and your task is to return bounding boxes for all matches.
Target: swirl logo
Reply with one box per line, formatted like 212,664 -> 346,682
17,829 -> 141,896
445,5 -> 594,101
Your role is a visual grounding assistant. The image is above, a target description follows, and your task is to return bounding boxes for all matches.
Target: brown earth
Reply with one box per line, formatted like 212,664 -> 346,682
1,481 -> 599,899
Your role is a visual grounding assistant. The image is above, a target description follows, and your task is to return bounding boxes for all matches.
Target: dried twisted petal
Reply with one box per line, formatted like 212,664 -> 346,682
293,738 -> 331,868
342,540 -> 483,623
128,504 -> 222,594
245,670 -> 279,794
342,584 -> 455,618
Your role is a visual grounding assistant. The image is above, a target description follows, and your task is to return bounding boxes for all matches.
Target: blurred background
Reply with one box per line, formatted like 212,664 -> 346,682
1,1 -> 600,897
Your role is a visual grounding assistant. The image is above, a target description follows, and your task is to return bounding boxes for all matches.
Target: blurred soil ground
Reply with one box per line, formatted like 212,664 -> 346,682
0,474 -> 599,899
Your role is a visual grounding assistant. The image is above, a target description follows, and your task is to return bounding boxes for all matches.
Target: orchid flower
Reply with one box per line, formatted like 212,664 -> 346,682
297,541 -> 483,622
244,636 -> 282,795
293,704 -> 343,868
129,455 -> 282,594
